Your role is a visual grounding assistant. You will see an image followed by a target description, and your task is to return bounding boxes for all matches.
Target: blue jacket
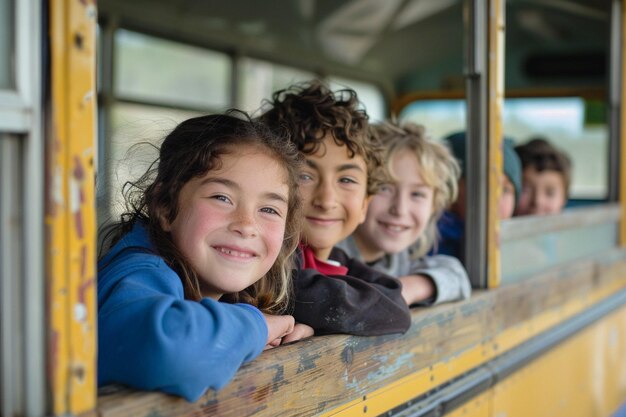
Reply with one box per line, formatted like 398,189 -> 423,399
432,211 -> 465,263
97,223 -> 268,402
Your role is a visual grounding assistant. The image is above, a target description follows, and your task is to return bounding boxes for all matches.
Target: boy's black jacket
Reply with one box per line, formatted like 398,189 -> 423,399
291,247 -> 411,336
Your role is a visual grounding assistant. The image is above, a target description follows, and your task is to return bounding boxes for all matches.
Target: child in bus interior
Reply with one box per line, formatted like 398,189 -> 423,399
97,111 -> 309,402
336,121 -> 471,306
260,80 -> 411,337
434,132 -> 522,263
514,137 -> 571,216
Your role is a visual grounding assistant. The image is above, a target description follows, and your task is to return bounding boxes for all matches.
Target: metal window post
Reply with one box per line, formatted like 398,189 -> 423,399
464,0 -> 488,287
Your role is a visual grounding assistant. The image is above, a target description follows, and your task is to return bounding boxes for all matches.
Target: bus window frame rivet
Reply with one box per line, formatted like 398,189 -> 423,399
86,4 -> 96,19
74,303 -> 87,321
72,364 -> 86,380
74,32 -> 84,49
82,90 -> 94,106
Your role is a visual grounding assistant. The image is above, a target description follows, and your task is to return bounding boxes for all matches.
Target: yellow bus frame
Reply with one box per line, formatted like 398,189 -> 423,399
48,0 -> 97,413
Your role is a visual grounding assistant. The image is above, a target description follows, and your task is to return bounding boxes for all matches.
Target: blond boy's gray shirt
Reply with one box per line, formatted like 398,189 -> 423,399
336,235 -> 471,306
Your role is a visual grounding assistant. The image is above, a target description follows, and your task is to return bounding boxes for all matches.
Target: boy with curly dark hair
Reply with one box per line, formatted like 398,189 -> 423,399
260,80 -> 411,339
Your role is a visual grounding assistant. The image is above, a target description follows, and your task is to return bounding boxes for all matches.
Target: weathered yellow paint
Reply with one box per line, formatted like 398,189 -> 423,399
487,0 -> 505,289
491,305 -> 626,417
48,0 -> 70,412
419,305 -> 626,417
323,343 -> 492,417
446,391 -> 491,417
48,0 -> 97,414
323,262 -> 626,417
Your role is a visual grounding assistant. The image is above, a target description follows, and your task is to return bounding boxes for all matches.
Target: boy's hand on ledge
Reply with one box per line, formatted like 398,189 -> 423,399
282,323 -> 315,344
263,314 -> 295,350
399,275 -> 436,306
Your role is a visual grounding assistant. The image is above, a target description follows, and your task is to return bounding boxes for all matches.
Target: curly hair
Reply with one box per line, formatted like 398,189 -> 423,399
374,121 -> 460,256
515,137 -> 572,196
259,80 -> 386,195
99,110 -> 303,314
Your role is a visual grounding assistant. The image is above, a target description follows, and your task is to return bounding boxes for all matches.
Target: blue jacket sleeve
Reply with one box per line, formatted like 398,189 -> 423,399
98,257 -> 268,402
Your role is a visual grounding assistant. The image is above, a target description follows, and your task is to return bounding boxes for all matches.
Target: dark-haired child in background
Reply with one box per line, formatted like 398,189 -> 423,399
515,137 -> 571,216
434,132 -> 522,263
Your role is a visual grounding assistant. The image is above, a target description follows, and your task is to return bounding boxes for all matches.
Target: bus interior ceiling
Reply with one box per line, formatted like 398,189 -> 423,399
98,0 -> 610,99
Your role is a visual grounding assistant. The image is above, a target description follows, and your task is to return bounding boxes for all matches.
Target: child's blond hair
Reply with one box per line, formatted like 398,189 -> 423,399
375,121 -> 460,256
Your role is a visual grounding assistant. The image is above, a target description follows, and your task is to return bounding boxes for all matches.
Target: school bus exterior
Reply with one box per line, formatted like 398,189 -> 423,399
1,0 -> 626,416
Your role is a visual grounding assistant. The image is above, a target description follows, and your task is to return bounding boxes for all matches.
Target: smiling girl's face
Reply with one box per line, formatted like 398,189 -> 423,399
161,147 -> 289,299
354,151 -> 435,262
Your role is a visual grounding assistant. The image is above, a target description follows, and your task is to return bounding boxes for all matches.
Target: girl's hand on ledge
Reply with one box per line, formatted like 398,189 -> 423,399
263,314 -> 295,350
282,323 -> 315,344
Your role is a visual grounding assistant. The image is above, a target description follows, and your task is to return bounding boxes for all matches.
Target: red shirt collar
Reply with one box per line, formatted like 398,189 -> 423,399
299,244 -> 348,276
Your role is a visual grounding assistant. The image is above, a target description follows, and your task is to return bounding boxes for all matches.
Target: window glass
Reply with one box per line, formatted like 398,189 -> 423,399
0,0 -> 13,89
399,99 -> 466,140
328,76 -> 386,122
238,58 -> 315,114
114,29 -> 231,110
503,97 -> 608,199
237,60 -> 386,121
99,103 -> 203,224
399,97 -> 608,200
502,220 -> 616,283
